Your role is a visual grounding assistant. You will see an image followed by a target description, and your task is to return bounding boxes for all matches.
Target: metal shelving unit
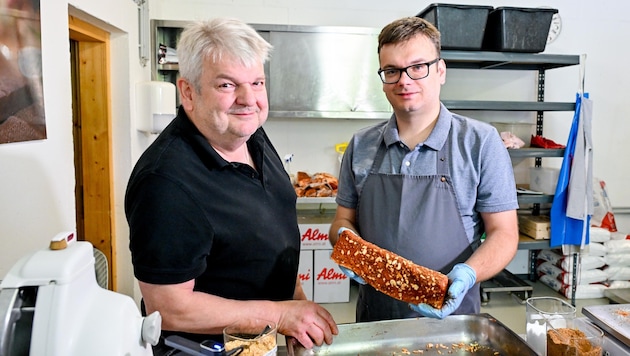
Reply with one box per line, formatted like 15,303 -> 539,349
443,100 -> 575,111
509,148 -> 565,158
442,51 -> 581,305
441,50 -> 580,70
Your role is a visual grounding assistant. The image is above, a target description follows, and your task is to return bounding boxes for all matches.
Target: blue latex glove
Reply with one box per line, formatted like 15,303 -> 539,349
409,263 -> 476,319
339,265 -> 366,285
337,227 -> 366,285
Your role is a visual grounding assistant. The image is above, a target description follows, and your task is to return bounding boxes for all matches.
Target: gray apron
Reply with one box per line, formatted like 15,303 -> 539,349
355,132 -> 480,322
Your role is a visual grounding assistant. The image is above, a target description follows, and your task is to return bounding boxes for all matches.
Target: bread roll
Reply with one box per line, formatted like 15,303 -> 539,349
331,229 -> 448,309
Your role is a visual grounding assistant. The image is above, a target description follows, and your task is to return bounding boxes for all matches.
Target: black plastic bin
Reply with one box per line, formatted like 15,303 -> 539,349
417,3 -> 493,50
482,7 -> 558,53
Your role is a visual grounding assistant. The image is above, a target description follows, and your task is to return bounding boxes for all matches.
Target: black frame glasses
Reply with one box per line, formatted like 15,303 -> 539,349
377,58 -> 441,84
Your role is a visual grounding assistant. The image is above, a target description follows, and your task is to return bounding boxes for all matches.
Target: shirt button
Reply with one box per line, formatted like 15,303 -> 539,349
405,161 -> 411,167
441,176 -> 446,182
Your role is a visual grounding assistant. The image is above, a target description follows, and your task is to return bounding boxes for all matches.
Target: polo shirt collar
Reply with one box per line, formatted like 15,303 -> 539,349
174,106 -> 264,170
382,103 -> 452,151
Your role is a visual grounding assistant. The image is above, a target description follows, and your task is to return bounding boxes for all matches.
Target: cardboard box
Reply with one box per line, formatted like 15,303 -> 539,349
313,250 -> 350,303
519,215 -> 551,239
298,223 -> 332,250
298,250 -> 313,301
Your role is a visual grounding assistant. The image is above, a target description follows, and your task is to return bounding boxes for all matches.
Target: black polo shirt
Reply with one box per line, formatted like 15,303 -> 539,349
126,107 -> 300,304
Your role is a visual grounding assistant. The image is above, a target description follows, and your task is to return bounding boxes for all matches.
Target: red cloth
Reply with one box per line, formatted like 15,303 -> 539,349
530,135 -> 566,149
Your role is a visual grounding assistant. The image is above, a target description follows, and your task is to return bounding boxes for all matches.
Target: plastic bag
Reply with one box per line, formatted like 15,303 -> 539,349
592,178 -> 617,232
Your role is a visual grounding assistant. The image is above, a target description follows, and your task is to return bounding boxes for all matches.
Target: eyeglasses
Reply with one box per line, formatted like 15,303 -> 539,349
377,58 -> 441,84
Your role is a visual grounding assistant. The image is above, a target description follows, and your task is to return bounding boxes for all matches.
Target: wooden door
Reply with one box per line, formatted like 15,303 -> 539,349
68,15 -> 116,290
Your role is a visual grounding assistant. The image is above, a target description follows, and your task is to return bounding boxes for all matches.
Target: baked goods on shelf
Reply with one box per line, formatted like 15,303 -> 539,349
331,229 -> 448,308
294,171 -> 338,197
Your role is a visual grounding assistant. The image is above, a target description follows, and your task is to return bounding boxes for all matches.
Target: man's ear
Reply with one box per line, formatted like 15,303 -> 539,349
438,58 -> 447,85
177,77 -> 194,111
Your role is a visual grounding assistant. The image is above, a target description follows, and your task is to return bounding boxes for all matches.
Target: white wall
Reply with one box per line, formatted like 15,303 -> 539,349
0,3 -> 75,280
0,0 -> 148,297
1,0 -> 629,302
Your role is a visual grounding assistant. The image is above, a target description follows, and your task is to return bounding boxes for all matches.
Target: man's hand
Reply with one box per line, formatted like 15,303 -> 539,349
277,300 -> 338,349
409,263 -> 476,319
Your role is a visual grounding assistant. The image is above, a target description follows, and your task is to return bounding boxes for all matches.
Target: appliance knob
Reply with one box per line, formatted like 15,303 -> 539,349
142,311 -> 162,346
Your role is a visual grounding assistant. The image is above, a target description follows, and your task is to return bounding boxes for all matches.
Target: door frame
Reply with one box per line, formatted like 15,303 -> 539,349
68,15 -> 116,290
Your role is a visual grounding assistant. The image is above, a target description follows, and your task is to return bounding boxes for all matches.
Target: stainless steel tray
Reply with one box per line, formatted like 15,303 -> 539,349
604,288 -> 630,304
583,304 -> 630,346
287,313 -> 537,355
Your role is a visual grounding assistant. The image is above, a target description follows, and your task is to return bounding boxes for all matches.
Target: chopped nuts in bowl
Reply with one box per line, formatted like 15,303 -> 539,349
223,319 -> 277,356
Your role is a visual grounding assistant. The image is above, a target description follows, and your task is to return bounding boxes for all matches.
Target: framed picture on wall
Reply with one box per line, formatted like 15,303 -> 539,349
0,0 -> 45,144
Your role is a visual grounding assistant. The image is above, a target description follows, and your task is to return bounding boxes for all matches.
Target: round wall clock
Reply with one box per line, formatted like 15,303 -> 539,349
548,13 -> 562,44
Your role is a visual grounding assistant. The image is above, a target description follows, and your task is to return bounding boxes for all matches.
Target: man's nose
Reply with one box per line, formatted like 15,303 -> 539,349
398,69 -> 415,83
236,84 -> 256,106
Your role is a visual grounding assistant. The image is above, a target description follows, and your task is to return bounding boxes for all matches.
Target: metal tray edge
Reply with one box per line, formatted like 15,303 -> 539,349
583,305 -> 630,346
286,313 -> 535,355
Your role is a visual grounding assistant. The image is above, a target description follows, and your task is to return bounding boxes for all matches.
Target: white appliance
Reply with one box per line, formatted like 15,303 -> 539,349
0,232 -> 161,355
136,81 -> 176,134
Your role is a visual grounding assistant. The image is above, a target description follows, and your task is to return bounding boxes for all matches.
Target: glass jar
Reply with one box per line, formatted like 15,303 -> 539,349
547,318 -> 603,356
526,296 -> 576,356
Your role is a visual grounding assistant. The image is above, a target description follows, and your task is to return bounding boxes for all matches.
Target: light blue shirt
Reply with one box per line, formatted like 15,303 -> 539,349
336,103 -> 518,242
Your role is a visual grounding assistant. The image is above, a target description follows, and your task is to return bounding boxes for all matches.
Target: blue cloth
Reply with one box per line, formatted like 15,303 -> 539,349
550,93 -> 593,248
335,103 -> 518,243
